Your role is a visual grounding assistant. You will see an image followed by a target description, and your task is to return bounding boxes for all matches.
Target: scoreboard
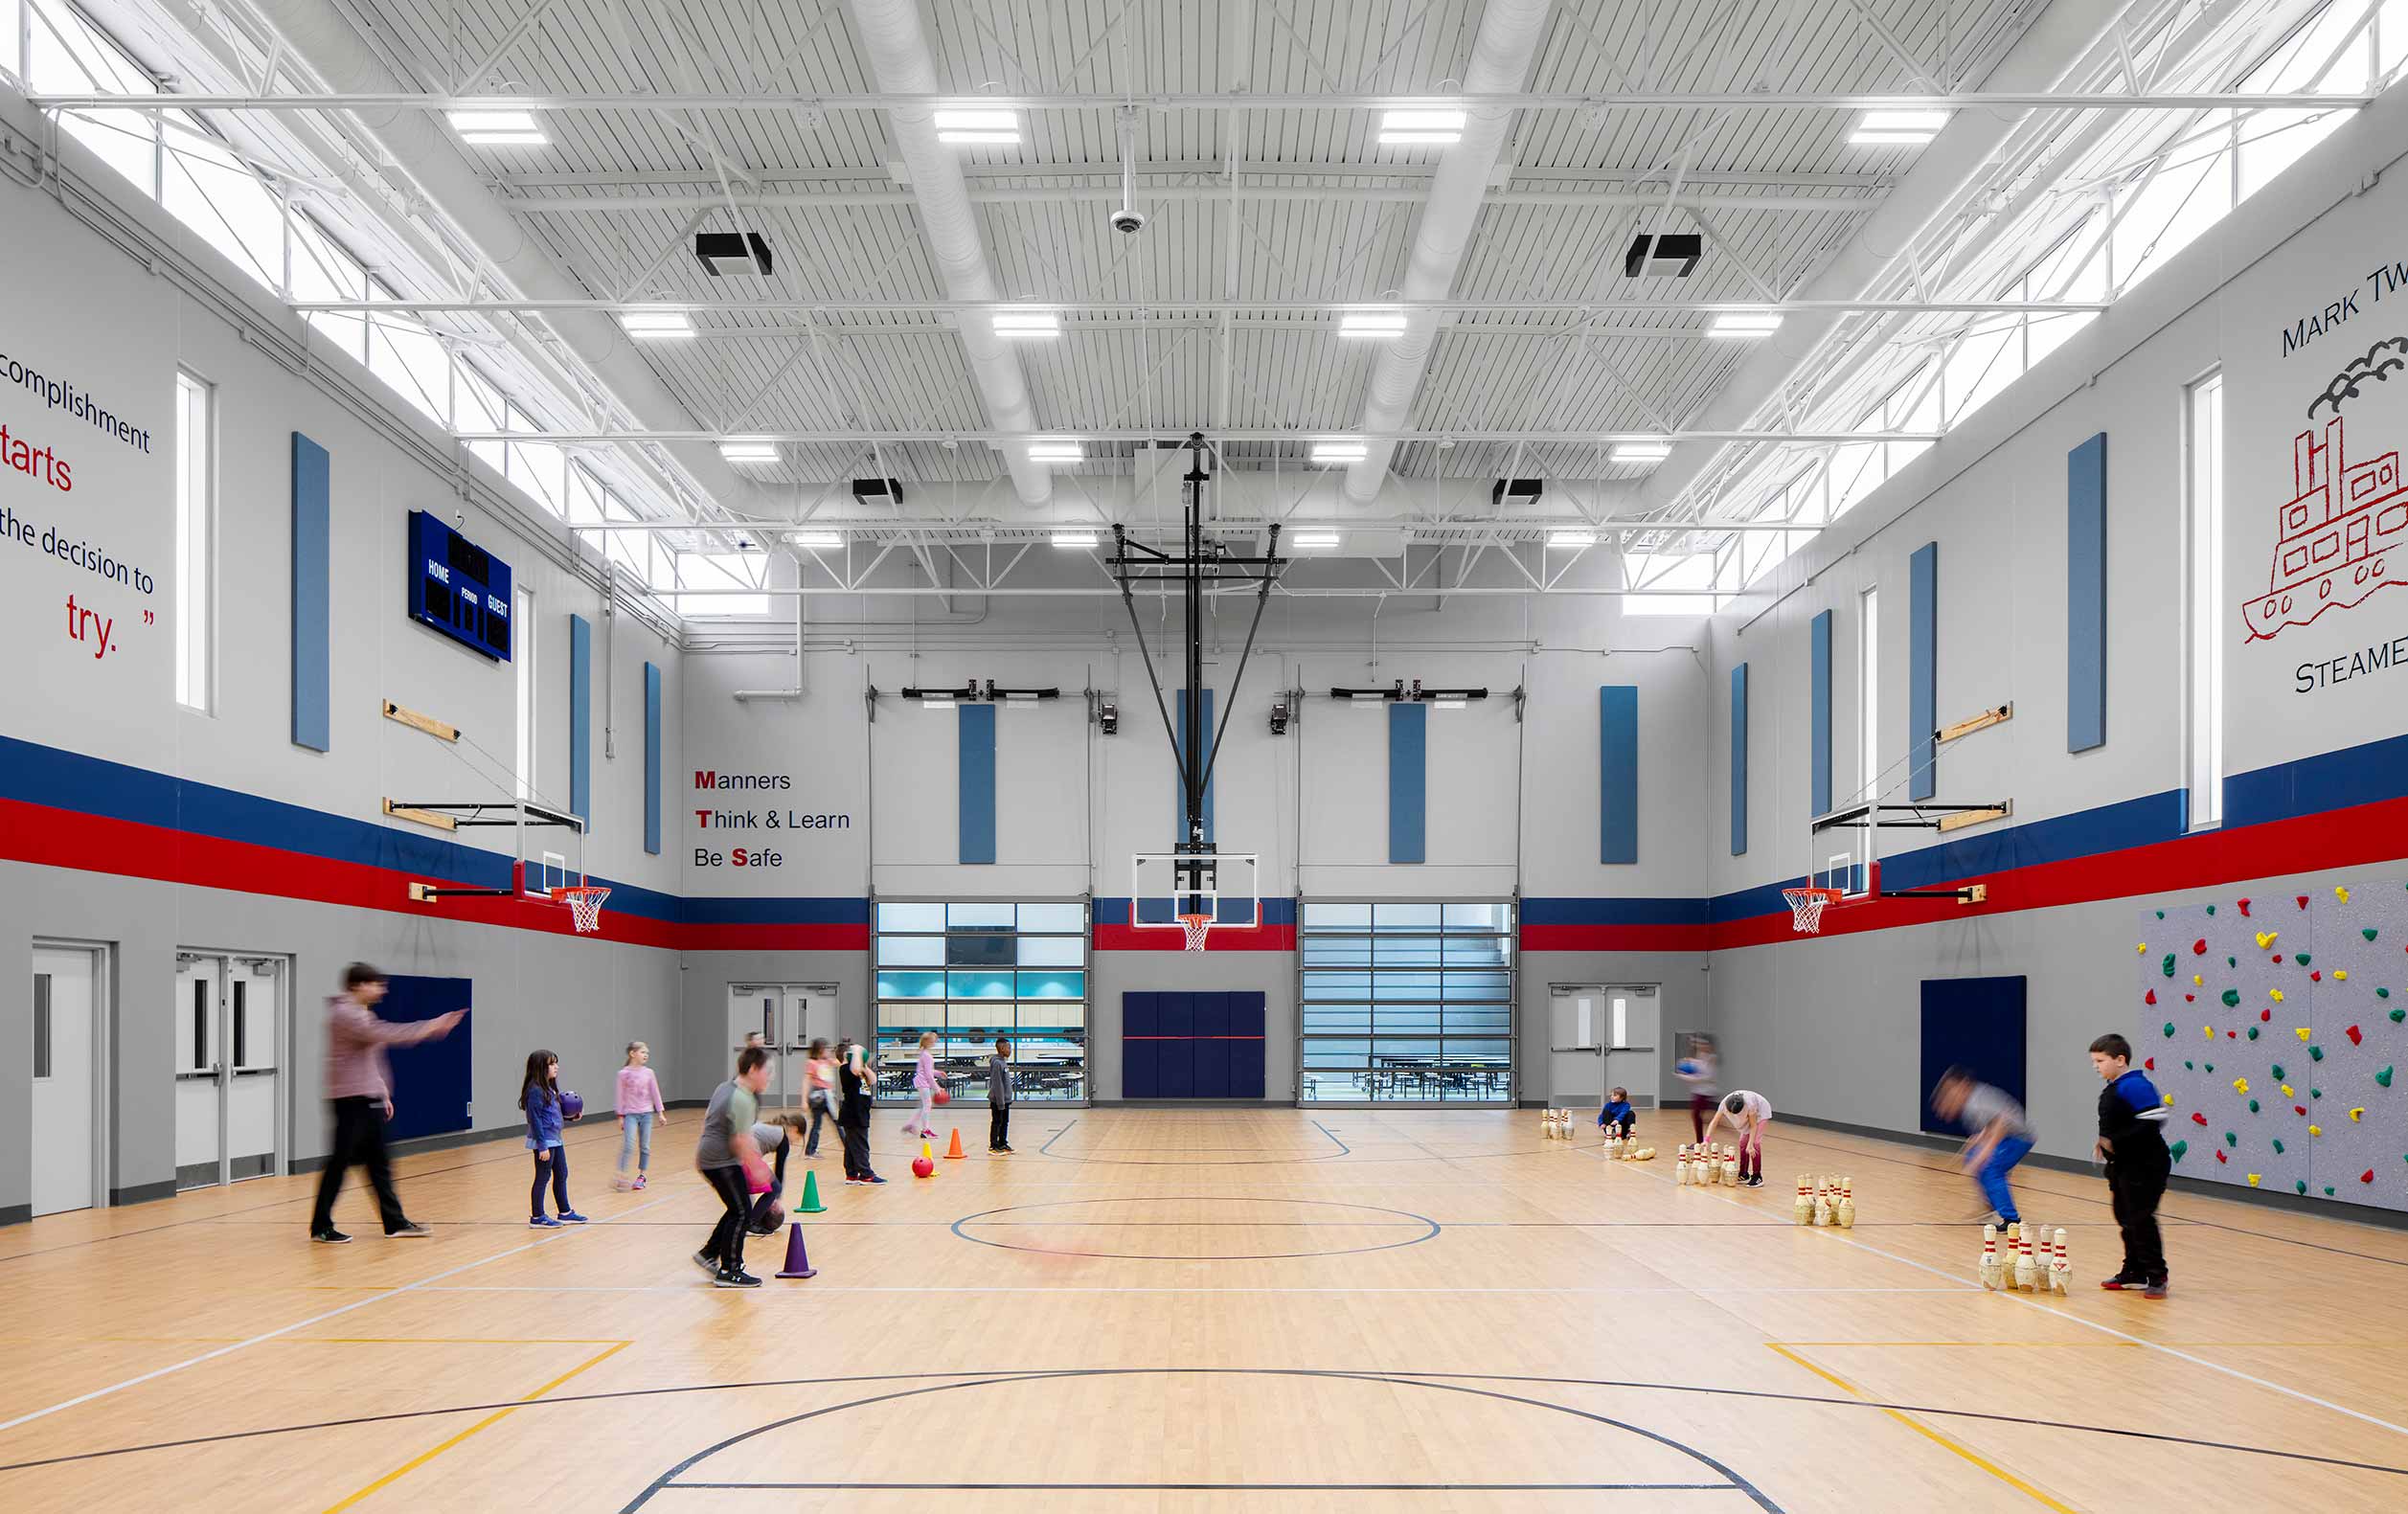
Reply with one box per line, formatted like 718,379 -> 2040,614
407,509 -> 513,661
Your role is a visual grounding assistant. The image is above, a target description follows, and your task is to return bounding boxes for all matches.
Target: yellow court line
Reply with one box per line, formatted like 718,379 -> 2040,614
322,1340 -> 628,1513
1765,1344 -> 2082,1514
1775,1340 -> 2143,1349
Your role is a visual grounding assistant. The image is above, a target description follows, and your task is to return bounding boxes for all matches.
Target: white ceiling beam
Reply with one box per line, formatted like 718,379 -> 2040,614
295,298 -> 2106,315
496,187 -> 1884,212
28,90 -> 2373,111
460,428 -> 1936,444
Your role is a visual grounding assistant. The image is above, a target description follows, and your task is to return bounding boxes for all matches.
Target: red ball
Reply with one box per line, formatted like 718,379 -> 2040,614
933,1088 -> 952,1107
912,1156 -> 936,1178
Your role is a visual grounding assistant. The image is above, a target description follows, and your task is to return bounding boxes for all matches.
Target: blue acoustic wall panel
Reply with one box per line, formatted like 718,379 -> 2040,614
1599,685 -> 1639,864
1730,662 -> 1749,855
568,614 -> 592,827
289,433 -> 330,752
1123,991 -> 1268,1099
1123,992 -> 1158,1098
1389,701 -> 1427,863
1228,991 -> 1267,1098
379,975 -> 472,1141
1809,611 -> 1833,817
643,661 -> 662,854
1192,992 -> 1232,1097
2069,433 -> 2108,753
958,701 -> 997,864
1174,689 -> 1215,843
1918,975 -> 2027,1137
1910,542 -> 1939,801
1156,992 -> 1194,1097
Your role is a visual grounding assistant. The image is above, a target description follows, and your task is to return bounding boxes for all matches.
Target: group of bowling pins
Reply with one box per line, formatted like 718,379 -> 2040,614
1675,1142 -> 1741,1186
1980,1221 -> 2071,1293
1602,1133 -> 1655,1161
1790,1174 -> 1856,1228
1539,1109 -> 1579,1140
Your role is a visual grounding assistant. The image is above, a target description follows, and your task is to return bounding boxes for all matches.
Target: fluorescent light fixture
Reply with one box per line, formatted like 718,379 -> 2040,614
1377,109 -> 1465,146
991,309 -> 1060,337
792,531 -> 843,549
1611,441 -> 1672,464
717,440 -> 780,463
1851,109 -> 1949,146
1338,309 -> 1408,339
1027,441 -> 1083,463
1708,312 -> 1783,338
1308,441 -> 1369,464
1052,531 -> 1100,549
447,109 -> 547,146
1293,531 -> 1343,549
620,311 -> 694,340
935,108 -> 1019,145
1547,531 -> 1599,548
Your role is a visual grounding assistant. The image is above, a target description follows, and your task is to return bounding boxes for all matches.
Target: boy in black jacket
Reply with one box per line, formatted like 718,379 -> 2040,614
2089,1032 -> 2171,1297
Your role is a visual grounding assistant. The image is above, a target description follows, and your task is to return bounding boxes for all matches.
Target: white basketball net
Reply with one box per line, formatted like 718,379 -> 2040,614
1177,913 -> 1214,952
557,886 -> 611,934
1783,887 -> 1837,935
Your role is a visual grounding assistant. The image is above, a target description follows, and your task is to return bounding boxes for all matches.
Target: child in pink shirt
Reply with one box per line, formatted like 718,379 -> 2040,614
903,1031 -> 939,1139
614,1041 -> 669,1190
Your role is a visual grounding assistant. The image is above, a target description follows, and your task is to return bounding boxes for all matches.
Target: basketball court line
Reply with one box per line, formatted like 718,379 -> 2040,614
322,1340 -> 628,1512
0,1188 -> 681,1438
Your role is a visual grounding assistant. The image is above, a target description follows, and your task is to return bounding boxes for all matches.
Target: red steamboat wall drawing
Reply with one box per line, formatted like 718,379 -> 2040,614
2242,416 -> 2408,640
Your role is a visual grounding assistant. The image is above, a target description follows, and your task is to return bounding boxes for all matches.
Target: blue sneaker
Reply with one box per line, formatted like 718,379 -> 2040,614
558,1210 -> 590,1224
864,1173 -> 887,1185
529,1215 -> 562,1228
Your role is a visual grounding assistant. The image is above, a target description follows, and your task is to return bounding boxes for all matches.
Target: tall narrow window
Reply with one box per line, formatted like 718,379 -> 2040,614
1857,586 -> 1880,802
514,586 -> 537,799
2186,373 -> 2224,828
174,371 -> 213,711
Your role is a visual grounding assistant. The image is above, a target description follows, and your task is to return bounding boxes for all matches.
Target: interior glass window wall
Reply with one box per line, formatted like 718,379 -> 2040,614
1298,900 -> 1514,1103
875,900 -> 1088,1104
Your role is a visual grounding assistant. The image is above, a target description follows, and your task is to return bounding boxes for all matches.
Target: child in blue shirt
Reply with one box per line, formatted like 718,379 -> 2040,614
520,1050 -> 589,1228
1596,1087 -> 1636,1139
2089,1032 -> 2169,1296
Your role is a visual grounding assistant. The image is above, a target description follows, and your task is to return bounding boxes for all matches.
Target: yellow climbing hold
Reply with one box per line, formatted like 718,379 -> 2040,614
2234,1076 -> 2250,1094
2282,1083 -> 2295,1097
2334,969 -> 2349,982
2309,1124 -> 2324,1137
2351,1107 -> 2365,1122
2138,942 -> 2149,954
2256,931 -> 2279,950
2337,886 -> 2351,903
2247,1173 -> 2261,1187
2205,1025 -> 2216,1038
2296,1025 -> 2311,1039
2270,988 -> 2286,1003
2163,1094 -> 2175,1106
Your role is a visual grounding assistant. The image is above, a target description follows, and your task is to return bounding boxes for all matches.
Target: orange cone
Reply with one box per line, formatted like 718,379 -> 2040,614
945,1128 -> 965,1160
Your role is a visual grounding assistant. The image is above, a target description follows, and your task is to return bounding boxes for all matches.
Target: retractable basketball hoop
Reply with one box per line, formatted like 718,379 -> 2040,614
1783,887 -> 1844,935
552,885 -> 611,934
1791,701 -> 2015,934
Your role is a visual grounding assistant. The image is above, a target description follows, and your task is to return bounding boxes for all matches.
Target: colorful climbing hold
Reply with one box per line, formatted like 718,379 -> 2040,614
2206,1062 -> 2215,1073
2335,970 -> 2349,982
2145,1056 -> 2155,1071
2310,1045 -> 2324,1062
2205,1025 -> 2216,1039
2310,1087 -> 2321,1098
2224,1130 -> 2238,1146
2297,1026 -> 2312,1040
2146,989 -> 2158,1006
2273,1139 -> 2286,1154
2249,1098 -> 2260,1112
2310,1124 -> 2324,1137
2326,1186 -> 2336,1197
2221,989 -> 2239,1007
2282,1083 -> 2295,1097
2273,1063 -> 2286,1080
2247,1173 -> 2261,1187
2311,971 -> 2323,983
2367,928 -> 2381,942
2297,895 -> 2310,910
2260,1007 -> 2272,1022
2215,1150 -> 2228,1164
2238,898 -> 2252,915
2157,910 -> 2167,919
2192,938 -> 2208,955
2351,1107 -> 2366,1122
2233,1076 -> 2250,1095
2188,994 -> 2197,1003
2163,1021 -> 2176,1037
2207,904 -> 2217,915
2297,953 -> 2312,966
2193,974 -> 2205,986
2297,1180 -> 2308,1194
2169,1139 -> 2189,1162
2190,1111 -> 2209,1125
2392,1008 -> 2406,1025
2271,988 -> 2286,1004
2296,1104 -> 2308,1116
2338,886 -> 2353,903
2379,1066 -> 2396,1088
2346,1025 -> 2363,1046
2229,956 -> 2238,968
2255,931 -> 2278,950
2363,1170 -> 2376,1185
2138,942 -> 2149,954
2247,1026 -> 2260,1040
2163,955 -> 2177,977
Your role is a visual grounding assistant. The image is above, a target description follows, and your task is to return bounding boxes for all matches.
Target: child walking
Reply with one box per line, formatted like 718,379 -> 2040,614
693,1046 -> 772,1288
520,1051 -> 588,1227
803,1038 -> 835,1158
2090,1032 -> 2172,1296
837,1037 -> 885,1185
614,1041 -> 668,1190
1676,1033 -> 1720,1141
903,1030 -> 940,1139
988,1036 -> 1015,1153
1931,1065 -> 2033,1225
1698,1088 -> 1772,1187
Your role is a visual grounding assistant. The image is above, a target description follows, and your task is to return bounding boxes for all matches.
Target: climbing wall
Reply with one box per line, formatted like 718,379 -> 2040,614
2137,878 -> 2408,1213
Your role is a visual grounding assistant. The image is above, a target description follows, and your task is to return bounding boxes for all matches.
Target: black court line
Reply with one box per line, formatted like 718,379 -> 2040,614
664,1481 -> 1734,1492
949,1197 -> 1443,1259
5,1367 -> 2399,1485
620,1369 -> 1784,1512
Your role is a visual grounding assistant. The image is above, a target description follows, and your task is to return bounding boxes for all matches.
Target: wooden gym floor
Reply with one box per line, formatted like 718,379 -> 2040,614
3,1110 -> 2406,1512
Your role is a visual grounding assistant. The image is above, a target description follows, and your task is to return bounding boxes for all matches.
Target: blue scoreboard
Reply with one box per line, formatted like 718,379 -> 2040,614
407,510 -> 513,661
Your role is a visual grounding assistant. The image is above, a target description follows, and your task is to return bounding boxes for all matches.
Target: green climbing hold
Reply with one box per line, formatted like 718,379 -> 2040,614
2162,954 -> 2177,977
2311,1087 -> 2322,1098
2366,928 -> 2380,942
2224,1130 -> 2238,1146
2247,1027 -> 2260,1041
2325,1186 -> 2336,1197
2156,910 -> 2166,919
2163,1022 -> 2177,1037
2297,1180 -> 2308,1194
2184,1059 -> 2195,1070
2248,1098 -> 2260,1113
2296,953 -> 2311,966
2380,986 -> 2392,998
2310,1045 -> 2325,1062
2169,1139 -> 2188,1162
2221,988 -> 2241,1007
2228,956 -> 2238,968
2207,905 -> 2216,915
2392,1007 -> 2406,1024
2273,1063 -> 2286,1080
2205,1062 -> 2215,1073
2379,1066 -> 2396,1089
2273,1138 -> 2285,1154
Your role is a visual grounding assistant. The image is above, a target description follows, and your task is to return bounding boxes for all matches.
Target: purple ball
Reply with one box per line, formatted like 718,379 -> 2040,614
560,1091 -> 584,1121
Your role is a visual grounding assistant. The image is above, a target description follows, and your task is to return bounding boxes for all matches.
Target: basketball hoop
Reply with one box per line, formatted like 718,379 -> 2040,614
1176,913 -> 1215,952
1783,887 -> 1843,935
552,885 -> 611,935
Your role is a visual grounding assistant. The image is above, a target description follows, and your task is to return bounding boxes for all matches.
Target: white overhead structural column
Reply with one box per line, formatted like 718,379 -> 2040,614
1342,0 -> 1556,503
233,0 -> 768,518
1631,0 -> 2141,519
844,0 -> 1050,506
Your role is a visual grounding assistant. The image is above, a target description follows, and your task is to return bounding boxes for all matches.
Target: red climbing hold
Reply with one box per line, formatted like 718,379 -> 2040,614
2192,939 -> 2208,955
2296,1105 -> 2309,1116
2216,1150 -> 2229,1164
2146,1057 -> 2156,1071
2274,955 -> 2285,963
2228,1030 -> 2238,1038
2191,1112 -> 2210,1125
2311,971 -> 2322,983
2238,898 -> 2253,915
2146,989 -> 2158,1005
2364,1170 -> 2377,1185
2347,1025 -> 2363,1046
2186,994 -> 2196,1002
2297,895 -> 2311,909
2262,1008 -> 2273,1022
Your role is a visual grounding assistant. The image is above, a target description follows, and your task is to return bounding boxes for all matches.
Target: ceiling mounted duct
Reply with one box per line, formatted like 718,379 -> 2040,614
852,477 -> 905,503
1490,478 -> 1543,506
1624,233 -> 1702,278
694,231 -> 774,278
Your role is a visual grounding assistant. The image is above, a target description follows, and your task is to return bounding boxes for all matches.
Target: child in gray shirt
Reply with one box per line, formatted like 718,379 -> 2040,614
988,1037 -> 1015,1153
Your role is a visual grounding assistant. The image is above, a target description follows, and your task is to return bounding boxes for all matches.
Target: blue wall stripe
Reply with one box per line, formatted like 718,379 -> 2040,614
1809,611 -> 1833,817
1909,542 -> 1939,802
568,614 -> 592,827
643,661 -> 662,855
1730,662 -> 1749,856
1388,701 -> 1427,863
1599,685 -> 1639,864
2068,433 -> 2108,754
289,433 -> 330,753
958,701 -> 997,864
1174,689 -> 1215,845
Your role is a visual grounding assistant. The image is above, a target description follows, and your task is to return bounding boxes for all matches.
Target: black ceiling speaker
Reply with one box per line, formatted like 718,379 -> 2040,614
694,231 -> 773,277
1624,232 -> 1702,278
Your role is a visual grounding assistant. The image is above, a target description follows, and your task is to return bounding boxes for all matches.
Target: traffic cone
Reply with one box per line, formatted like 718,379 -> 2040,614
774,1219 -> 817,1279
920,1138 -> 934,1163
945,1128 -> 965,1160
797,1169 -> 826,1214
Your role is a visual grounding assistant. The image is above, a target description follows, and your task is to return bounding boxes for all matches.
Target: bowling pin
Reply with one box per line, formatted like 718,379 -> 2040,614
1836,1180 -> 1855,1230
1812,1186 -> 1831,1226
1675,1144 -> 1691,1184
1979,1223 -> 2001,1289
1793,1176 -> 1812,1225
2050,1229 -> 2070,1294
1723,1149 -> 1740,1186
2012,1229 -> 2037,1292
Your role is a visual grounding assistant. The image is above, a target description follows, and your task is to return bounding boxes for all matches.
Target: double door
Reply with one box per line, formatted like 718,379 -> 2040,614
174,954 -> 287,1190
1547,983 -> 1661,1108
32,945 -> 102,1217
726,983 -> 838,1109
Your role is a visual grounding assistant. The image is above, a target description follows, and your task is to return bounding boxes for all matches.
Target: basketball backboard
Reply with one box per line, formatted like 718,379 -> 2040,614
1130,851 -> 1261,930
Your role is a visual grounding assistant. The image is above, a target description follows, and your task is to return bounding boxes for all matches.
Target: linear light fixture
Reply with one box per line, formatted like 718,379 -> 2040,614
620,311 -> 694,340
1027,441 -> 1083,463
1338,309 -> 1408,339
1377,108 -> 1465,146
1611,441 -> 1672,464
934,107 -> 1020,145
1851,109 -> 1950,146
1052,531 -> 1100,549
1308,440 -> 1369,464
717,440 -> 780,463
447,108 -> 547,146
792,531 -> 843,549
1547,531 -> 1599,548
1708,312 -> 1784,338
990,309 -> 1061,337
1293,531 -> 1343,549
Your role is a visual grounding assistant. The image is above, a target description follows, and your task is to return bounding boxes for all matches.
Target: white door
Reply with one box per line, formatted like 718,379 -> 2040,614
727,984 -> 795,1108
1603,985 -> 1663,1109
786,987 -> 836,1051
175,954 -> 287,1190
174,956 -> 225,1189
1546,986 -> 1605,1106
32,947 -> 97,1216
